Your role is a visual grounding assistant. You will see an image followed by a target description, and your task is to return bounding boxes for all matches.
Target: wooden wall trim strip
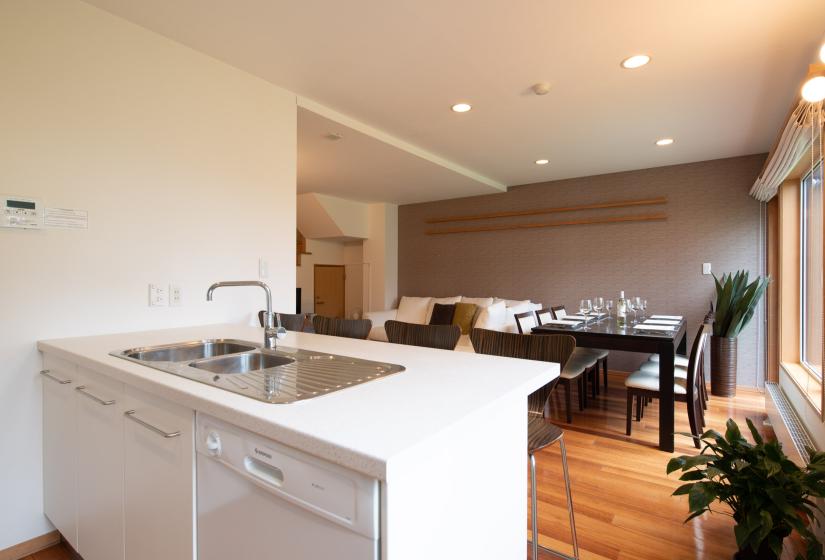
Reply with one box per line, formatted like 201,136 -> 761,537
425,196 -> 667,224
0,530 -> 61,560
426,213 -> 667,235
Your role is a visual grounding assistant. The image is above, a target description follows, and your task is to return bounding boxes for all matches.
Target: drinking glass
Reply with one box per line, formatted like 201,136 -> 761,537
579,299 -> 592,330
634,296 -> 644,320
627,298 -> 637,324
593,297 -> 604,321
606,299 -> 614,318
641,299 -> 648,319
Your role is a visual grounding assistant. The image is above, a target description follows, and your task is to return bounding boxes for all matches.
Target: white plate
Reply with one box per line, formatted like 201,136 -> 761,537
644,319 -> 681,325
634,324 -> 676,332
650,315 -> 683,321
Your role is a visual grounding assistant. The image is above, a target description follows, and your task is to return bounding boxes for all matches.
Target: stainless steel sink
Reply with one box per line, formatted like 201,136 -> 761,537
190,353 -> 294,374
121,339 -> 258,362
110,341 -> 405,404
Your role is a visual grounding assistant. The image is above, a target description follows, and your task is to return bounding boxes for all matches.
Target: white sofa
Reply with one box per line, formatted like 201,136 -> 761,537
365,296 -> 544,351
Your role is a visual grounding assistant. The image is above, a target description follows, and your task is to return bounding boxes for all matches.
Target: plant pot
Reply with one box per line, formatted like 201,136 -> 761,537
732,541 -> 781,560
711,336 -> 737,397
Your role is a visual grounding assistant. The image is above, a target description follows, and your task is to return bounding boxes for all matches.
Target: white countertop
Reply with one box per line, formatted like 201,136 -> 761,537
38,324 -> 557,479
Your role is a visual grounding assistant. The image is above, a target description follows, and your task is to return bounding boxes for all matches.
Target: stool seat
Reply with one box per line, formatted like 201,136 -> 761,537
528,416 -> 563,454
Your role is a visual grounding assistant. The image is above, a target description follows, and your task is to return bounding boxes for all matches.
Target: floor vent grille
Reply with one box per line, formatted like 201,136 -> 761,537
765,382 -> 816,458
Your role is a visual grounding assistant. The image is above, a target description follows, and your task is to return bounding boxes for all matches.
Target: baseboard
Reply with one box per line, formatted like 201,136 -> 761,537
0,530 -> 61,560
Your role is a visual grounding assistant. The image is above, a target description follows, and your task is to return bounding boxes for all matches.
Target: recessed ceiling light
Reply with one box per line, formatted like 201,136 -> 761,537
451,103 -> 472,113
535,159 -> 550,165
621,55 -> 651,69
655,138 -> 675,146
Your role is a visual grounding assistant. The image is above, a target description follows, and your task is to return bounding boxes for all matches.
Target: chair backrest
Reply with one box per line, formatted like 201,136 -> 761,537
514,310 -> 538,334
385,320 -> 461,350
550,305 -> 567,319
312,316 -> 372,339
535,308 -> 554,325
258,311 -> 306,332
686,323 -> 712,404
470,328 -> 576,418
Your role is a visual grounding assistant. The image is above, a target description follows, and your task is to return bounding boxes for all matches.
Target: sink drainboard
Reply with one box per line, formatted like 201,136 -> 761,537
111,342 -> 405,403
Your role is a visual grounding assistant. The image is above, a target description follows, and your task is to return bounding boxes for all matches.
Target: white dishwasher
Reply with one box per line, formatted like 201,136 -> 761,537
196,414 -> 380,560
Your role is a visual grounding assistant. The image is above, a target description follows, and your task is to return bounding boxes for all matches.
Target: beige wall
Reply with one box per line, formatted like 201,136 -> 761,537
0,0 -> 296,549
296,239 -> 366,317
399,155 -> 766,382
363,203 -> 399,311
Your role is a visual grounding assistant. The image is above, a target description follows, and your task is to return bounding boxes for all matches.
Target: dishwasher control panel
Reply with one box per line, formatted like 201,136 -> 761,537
2,195 -> 41,229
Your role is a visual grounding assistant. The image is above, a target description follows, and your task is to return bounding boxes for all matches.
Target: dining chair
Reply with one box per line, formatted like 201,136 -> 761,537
547,305 -> 608,399
514,310 -> 539,334
624,323 -> 711,448
535,307 -> 554,326
469,328 -> 579,560
311,316 -> 372,340
646,331 -> 710,409
258,311 -> 306,332
385,320 -> 461,350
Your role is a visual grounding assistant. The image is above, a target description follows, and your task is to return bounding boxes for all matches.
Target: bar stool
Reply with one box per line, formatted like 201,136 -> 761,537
469,328 -> 580,560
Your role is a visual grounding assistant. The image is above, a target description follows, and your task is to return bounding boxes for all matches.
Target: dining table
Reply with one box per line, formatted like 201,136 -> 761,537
532,315 -> 687,452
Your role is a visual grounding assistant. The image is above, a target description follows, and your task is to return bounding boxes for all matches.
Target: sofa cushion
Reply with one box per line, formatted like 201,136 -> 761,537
474,301 -> 507,331
396,296 -> 432,324
451,302 -> 477,335
368,325 -> 389,342
494,298 -> 532,308
461,296 -> 494,308
424,296 -> 462,323
429,303 -> 456,325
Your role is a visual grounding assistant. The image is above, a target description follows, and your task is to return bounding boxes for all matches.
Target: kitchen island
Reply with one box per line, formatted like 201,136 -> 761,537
39,323 -> 558,560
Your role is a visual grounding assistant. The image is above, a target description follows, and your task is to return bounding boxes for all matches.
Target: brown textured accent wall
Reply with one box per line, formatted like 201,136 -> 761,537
399,155 -> 767,386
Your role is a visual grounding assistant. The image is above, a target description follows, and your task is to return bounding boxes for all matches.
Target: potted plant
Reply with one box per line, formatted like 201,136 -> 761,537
667,419 -> 825,560
710,271 -> 770,397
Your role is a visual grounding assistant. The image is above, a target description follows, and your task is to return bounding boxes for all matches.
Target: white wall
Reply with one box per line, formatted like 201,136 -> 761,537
0,0 -> 297,549
363,203 -> 399,311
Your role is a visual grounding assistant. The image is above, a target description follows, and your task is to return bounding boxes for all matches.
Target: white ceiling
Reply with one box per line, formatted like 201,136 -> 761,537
85,0 -> 825,200
298,107 -> 499,204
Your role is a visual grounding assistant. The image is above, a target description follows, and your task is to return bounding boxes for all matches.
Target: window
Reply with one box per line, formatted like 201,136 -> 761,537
801,160 -> 823,379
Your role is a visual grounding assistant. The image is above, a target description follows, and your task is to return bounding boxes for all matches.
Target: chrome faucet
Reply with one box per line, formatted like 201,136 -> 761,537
206,281 -> 286,350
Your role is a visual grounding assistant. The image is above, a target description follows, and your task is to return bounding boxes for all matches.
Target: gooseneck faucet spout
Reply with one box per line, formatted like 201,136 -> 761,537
206,281 -> 285,350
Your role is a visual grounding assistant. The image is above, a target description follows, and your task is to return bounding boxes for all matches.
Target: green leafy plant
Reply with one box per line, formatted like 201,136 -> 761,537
667,419 -> 825,560
712,271 -> 770,338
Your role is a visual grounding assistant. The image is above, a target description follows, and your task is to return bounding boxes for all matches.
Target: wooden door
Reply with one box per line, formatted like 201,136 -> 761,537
314,265 -> 345,317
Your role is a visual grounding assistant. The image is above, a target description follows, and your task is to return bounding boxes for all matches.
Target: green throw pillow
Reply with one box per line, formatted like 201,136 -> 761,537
451,302 -> 477,335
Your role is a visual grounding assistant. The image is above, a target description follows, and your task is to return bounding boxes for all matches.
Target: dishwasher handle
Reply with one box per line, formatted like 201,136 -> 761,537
244,455 -> 284,488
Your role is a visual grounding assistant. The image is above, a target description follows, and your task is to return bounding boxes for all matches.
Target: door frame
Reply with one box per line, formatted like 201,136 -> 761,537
313,264 -> 346,317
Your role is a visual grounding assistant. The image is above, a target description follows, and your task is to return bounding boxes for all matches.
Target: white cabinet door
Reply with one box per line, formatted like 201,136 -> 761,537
75,368 -> 125,560
41,356 -> 78,549
123,385 -> 195,560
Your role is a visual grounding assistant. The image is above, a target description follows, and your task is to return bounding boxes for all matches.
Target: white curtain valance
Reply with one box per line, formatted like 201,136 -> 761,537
750,101 -> 822,202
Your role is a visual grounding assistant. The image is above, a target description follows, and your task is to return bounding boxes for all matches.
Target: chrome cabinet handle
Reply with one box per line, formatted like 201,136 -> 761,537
124,410 -> 181,439
40,369 -> 71,384
75,386 -> 115,406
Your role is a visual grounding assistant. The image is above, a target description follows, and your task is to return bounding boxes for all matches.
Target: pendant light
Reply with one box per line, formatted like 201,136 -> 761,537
802,62 -> 825,103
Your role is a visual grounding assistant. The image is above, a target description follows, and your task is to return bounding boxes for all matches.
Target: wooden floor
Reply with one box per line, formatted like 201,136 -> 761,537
530,370 -> 780,560
19,544 -> 73,560
34,373 -> 784,560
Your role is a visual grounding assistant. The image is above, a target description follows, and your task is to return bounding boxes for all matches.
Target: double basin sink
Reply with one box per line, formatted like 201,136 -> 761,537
111,339 -> 405,404
121,339 -> 294,373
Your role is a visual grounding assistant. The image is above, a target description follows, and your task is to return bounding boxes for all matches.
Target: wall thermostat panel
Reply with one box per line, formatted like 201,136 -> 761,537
2,195 -> 42,229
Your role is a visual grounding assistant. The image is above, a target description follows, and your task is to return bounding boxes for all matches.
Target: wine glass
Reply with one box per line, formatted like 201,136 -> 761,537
634,296 -> 644,320
579,299 -> 592,330
593,297 -> 604,321
606,299 -> 614,318
640,298 -> 648,320
627,298 -> 637,324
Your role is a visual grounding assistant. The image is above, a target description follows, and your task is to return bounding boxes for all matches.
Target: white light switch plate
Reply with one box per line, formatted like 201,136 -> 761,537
702,262 -> 712,275
149,283 -> 168,307
169,284 -> 182,306
258,258 -> 269,279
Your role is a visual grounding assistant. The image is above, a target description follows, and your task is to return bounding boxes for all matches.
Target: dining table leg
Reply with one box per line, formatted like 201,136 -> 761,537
657,340 -> 675,452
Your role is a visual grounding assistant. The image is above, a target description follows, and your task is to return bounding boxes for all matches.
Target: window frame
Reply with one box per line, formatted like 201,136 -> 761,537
800,159 -> 823,381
